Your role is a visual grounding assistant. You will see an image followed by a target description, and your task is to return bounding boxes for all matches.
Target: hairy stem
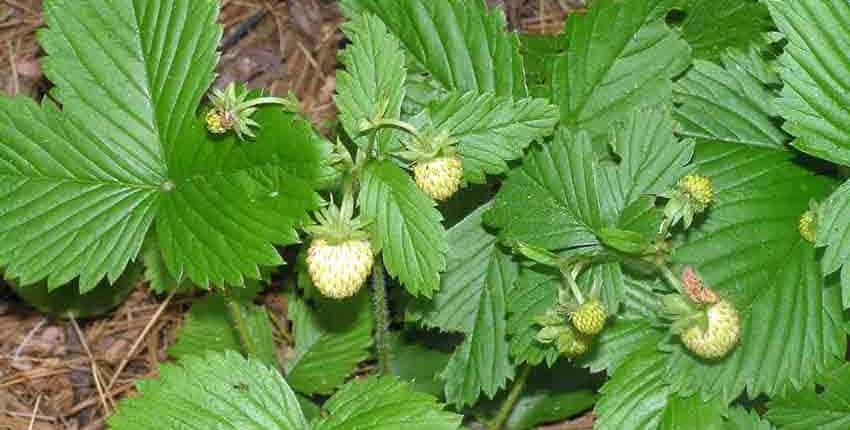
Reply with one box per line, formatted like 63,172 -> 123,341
490,365 -> 532,430
225,294 -> 259,360
657,262 -> 684,294
371,259 -> 391,375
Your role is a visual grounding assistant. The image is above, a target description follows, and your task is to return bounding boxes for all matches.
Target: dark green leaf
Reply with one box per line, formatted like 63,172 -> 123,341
766,364 -> 850,430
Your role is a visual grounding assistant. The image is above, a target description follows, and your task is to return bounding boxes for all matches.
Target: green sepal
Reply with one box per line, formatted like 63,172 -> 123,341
598,227 -> 652,255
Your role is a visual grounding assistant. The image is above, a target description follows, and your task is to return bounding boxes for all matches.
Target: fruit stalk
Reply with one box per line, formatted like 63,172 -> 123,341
371,259 -> 392,375
490,365 -> 532,430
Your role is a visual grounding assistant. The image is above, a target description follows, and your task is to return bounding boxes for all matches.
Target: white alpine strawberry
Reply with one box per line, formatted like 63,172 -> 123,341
307,238 -> 374,299
570,299 -> 606,336
414,156 -> 464,201
680,300 -> 741,360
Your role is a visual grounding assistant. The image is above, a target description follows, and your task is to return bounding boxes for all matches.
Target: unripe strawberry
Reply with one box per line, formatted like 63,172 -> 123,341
306,238 -> 374,299
679,174 -> 713,212
680,300 -> 740,360
414,156 -> 464,201
570,299 -> 606,336
799,209 -> 816,243
205,108 -> 231,134
556,331 -> 590,358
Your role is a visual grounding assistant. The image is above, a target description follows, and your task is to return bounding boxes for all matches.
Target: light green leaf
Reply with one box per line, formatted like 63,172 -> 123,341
359,160 -> 447,297
666,142 -> 846,403
486,129 -> 602,251
141,236 -> 190,294
554,0 -> 691,141
285,292 -> 373,396
108,351 -> 308,430
169,294 -> 278,369
659,395 -> 726,430
411,204 -> 518,406
425,92 -> 559,183
336,12 -> 406,154
595,346 -> 672,430
674,53 -> 787,149
507,267 -> 560,367
671,0 -> 773,62
767,0 -> 850,165
726,408 -> 774,430
766,364 -> 850,430
0,0 -> 329,291
313,377 -> 462,430
816,180 -> 850,309
605,108 -> 694,218
340,0 -> 526,99
156,109 -> 328,287
388,333 -> 452,397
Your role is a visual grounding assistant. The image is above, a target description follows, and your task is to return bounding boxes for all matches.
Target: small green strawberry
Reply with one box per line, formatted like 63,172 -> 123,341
570,299 -> 606,336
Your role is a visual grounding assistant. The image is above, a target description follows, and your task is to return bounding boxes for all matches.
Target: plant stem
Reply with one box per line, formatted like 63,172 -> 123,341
371,259 -> 391,375
490,365 -> 532,430
225,294 -> 259,360
657,262 -> 684,294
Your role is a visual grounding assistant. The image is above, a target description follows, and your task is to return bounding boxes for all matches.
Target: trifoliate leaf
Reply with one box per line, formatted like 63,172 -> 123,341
108,351 -> 308,430
285,292 -> 373,396
410,204 -> 518,406
767,0 -> 850,165
340,0 -> 526,99
726,408 -> 774,430
312,377 -> 462,430
816,180 -> 850,309
169,294 -> 277,369
507,267 -> 560,367
0,0 -> 330,291
359,160 -> 447,297
674,51 -> 787,149
666,142 -> 847,403
425,92 -> 559,183
766,364 -> 850,430
336,12 -> 406,154
554,0 -> 691,142
670,0 -> 773,62
486,129 -> 602,251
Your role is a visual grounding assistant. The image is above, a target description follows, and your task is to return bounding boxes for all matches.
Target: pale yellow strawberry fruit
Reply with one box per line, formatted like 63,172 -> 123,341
413,156 -> 464,201
571,299 -> 607,336
681,300 -> 741,360
306,239 -> 374,299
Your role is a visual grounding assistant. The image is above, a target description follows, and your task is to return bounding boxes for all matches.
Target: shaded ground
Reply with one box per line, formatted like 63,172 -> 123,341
0,1 -> 582,429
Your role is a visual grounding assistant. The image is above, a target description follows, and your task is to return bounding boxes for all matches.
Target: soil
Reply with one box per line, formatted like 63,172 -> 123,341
0,1 -> 584,429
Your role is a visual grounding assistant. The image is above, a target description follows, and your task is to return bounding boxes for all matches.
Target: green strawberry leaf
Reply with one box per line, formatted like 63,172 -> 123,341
816,180 -> 850,309
671,0 -> 773,62
766,364 -> 850,430
767,0 -> 850,165
659,394 -> 727,430
0,0 -> 329,291
359,160 -> 447,297
594,345 -> 672,430
665,142 -> 847,403
285,292 -> 373,396
519,34 -> 565,100
169,292 -> 277,369
336,12 -> 406,154
339,0 -> 526,99
387,332 -> 452,397
410,204 -> 518,407
554,0 -> 691,142
507,267 -> 560,367
141,236 -> 191,294
312,377 -> 462,430
486,129 -> 602,251
674,49 -> 787,149
726,408 -> 775,430
578,319 -> 665,375
108,351 -> 308,430
424,92 -> 559,183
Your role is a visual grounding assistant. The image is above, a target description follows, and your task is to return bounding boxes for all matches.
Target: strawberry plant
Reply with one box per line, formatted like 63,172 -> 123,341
1,0 -> 849,429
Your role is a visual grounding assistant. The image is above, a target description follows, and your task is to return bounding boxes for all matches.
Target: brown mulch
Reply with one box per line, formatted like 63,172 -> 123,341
0,1 -> 581,429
